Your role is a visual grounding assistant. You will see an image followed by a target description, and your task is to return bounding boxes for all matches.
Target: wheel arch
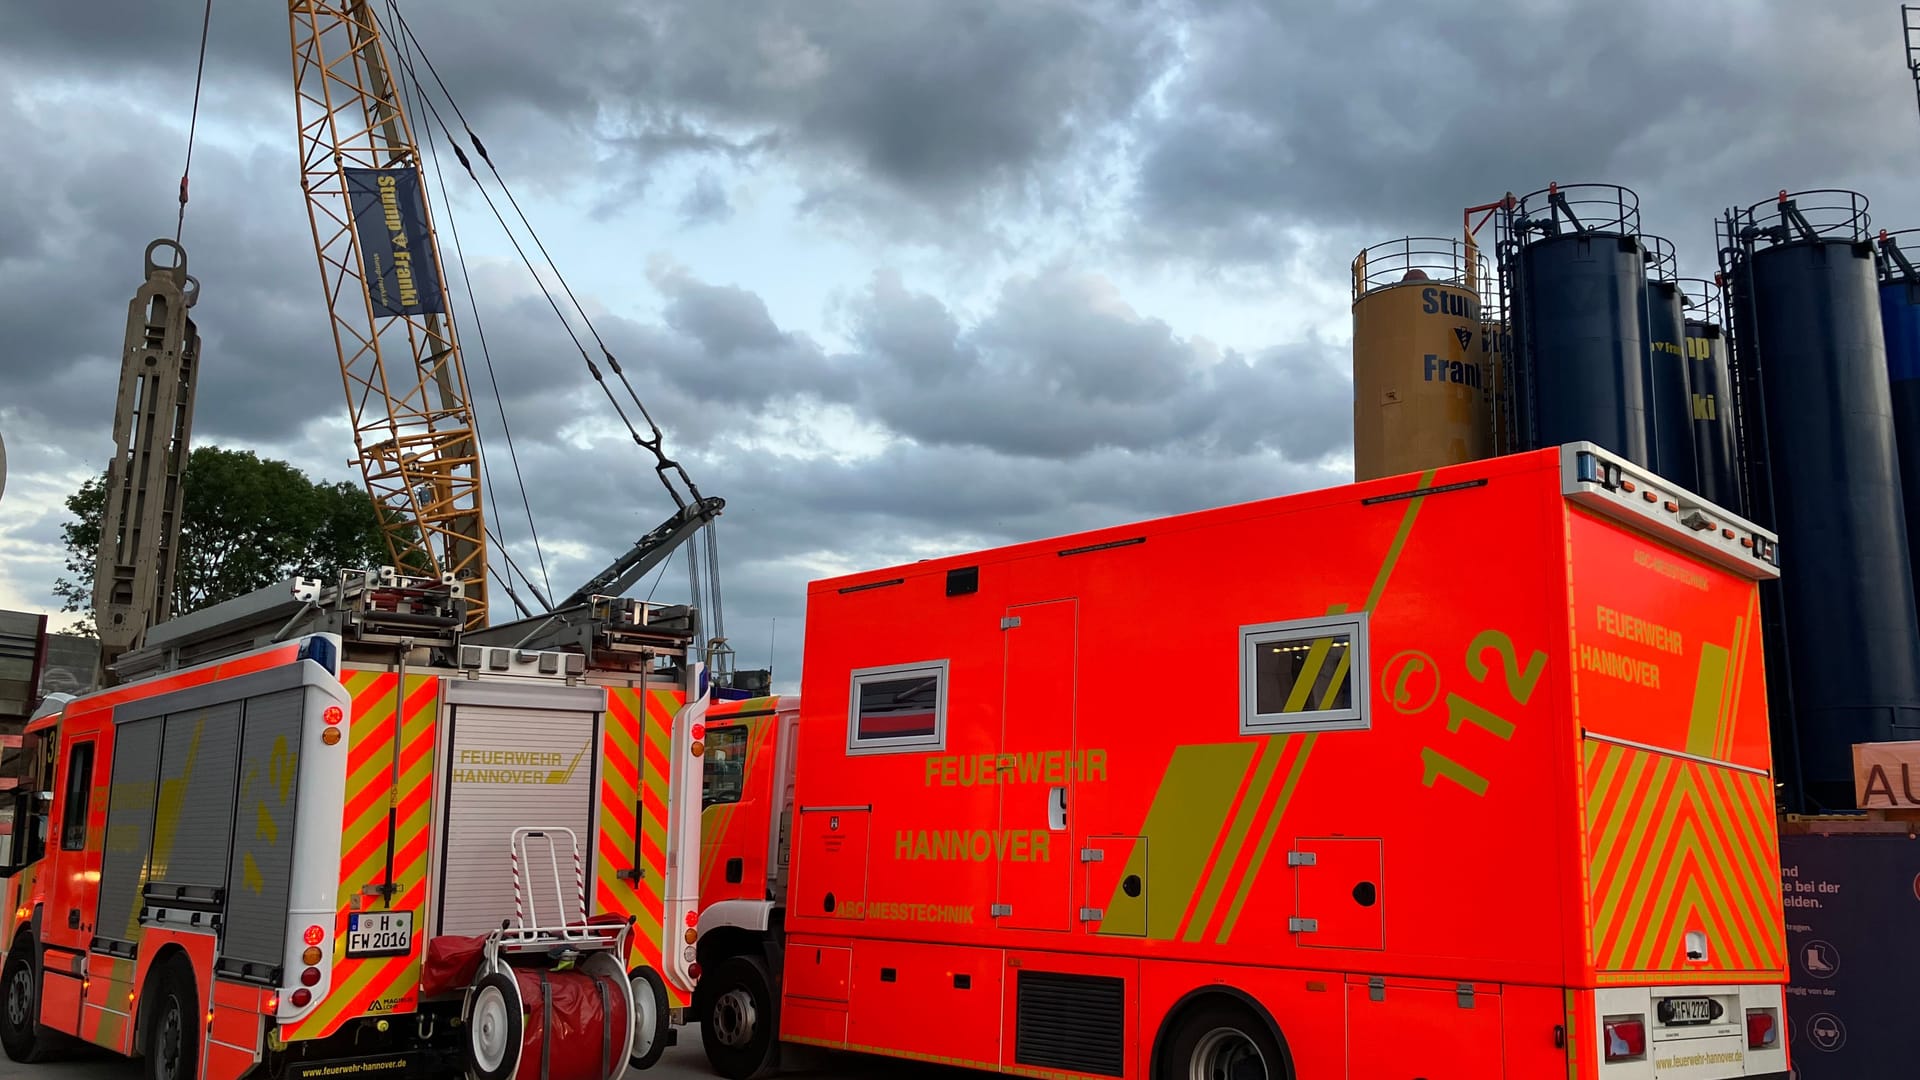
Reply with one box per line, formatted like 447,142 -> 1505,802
1148,984 -> 1296,1080
133,942 -> 197,1047
693,923 -> 778,1020
9,904 -> 43,961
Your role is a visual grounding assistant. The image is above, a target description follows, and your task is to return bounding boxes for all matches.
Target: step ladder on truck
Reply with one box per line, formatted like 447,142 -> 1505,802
0,566 -> 709,1080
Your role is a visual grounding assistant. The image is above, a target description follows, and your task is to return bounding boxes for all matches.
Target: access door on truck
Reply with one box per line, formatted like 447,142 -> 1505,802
436,679 -> 607,936
995,599 -> 1079,932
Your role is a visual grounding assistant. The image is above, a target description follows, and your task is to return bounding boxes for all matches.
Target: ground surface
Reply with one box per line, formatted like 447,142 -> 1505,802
0,1026 -> 972,1080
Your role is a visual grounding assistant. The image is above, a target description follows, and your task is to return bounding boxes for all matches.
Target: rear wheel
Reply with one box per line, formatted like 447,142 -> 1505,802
0,939 -> 54,1063
142,957 -> 198,1080
464,972 -> 523,1080
628,966 -> 670,1070
1158,999 -> 1287,1080
699,954 -> 777,1080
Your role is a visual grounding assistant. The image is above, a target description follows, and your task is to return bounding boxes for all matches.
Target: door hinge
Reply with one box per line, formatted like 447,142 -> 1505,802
1286,851 -> 1316,866
1457,983 -> 1474,1009
990,903 -> 1013,917
1079,907 -> 1103,921
1369,976 -> 1385,1002
1000,616 -> 1021,630
1288,917 -> 1318,933
1080,848 -> 1104,862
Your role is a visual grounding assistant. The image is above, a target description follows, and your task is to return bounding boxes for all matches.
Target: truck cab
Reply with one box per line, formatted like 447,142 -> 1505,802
690,695 -> 800,1064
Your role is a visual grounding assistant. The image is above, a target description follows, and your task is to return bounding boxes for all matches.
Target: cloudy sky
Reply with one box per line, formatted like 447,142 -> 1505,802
1,0 -> 1914,688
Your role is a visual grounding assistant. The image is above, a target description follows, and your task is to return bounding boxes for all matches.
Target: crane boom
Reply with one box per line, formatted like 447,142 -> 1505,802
94,240 -> 201,682
288,0 -> 489,626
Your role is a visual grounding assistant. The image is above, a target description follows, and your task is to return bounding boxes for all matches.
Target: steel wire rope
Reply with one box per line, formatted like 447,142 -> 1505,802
386,0 -> 555,611
174,0 -> 215,242
386,2 -> 706,511
383,11 -> 534,618
379,31 -> 666,505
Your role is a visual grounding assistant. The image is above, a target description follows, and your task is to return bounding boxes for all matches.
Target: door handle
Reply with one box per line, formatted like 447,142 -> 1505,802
1047,786 -> 1067,831
67,909 -> 78,929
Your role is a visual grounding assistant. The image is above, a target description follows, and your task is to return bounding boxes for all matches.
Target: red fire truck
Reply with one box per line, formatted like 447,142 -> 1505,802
690,443 -> 1791,1080
0,569 -> 708,1080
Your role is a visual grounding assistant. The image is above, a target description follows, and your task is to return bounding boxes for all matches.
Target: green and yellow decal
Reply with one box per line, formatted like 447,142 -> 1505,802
1099,470 -> 1439,941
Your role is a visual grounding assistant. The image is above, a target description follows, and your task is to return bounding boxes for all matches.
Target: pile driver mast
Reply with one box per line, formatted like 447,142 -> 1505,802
288,0 -> 489,626
93,240 -> 201,681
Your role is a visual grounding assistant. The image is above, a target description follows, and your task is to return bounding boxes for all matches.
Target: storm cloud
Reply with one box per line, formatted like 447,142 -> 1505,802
2,0 -> 1914,687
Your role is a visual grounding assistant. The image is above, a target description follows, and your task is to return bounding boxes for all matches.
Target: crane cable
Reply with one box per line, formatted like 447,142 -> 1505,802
382,31 -> 666,499
385,3 -> 707,512
386,0 -> 556,611
175,0 -> 215,243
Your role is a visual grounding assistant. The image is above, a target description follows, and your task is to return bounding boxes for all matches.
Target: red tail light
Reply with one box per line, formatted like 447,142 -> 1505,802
1747,1008 -> 1778,1049
1603,1017 -> 1646,1062
290,988 -> 312,1008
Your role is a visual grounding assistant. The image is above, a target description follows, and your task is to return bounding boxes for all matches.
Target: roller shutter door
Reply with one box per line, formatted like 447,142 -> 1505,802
438,706 -> 600,936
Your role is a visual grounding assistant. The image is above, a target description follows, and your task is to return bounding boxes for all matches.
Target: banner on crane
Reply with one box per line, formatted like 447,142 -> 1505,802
345,167 -> 446,318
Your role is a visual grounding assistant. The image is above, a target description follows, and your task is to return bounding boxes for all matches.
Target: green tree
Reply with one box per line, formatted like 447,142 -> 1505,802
52,446 -> 421,634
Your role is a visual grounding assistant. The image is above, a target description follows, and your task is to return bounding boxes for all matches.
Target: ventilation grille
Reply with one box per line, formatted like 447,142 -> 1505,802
1014,971 -> 1125,1077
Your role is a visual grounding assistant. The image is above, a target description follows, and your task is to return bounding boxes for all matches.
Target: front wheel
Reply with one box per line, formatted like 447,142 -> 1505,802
699,954 -> 777,1080
1158,999 -> 1287,1080
0,940 -> 54,1063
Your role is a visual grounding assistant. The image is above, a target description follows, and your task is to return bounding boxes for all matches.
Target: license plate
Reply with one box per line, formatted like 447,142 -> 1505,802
346,911 -> 414,958
1658,996 -> 1719,1025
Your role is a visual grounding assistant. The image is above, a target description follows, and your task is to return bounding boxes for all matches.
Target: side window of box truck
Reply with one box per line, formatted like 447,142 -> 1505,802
847,660 -> 948,754
1240,613 -> 1369,734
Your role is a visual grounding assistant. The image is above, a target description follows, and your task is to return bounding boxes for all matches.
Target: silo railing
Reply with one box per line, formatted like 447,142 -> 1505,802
1734,189 -> 1871,248
1641,234 -> 1679,283
1351,236 -> 1483,300
1513,182 -> 1641,242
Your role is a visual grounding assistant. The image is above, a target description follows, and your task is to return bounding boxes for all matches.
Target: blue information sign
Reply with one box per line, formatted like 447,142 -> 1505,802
345,166 -> 445,318
1778,832 -> 1920,1078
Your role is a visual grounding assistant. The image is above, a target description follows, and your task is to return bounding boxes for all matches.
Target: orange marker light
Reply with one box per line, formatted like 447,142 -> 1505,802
321,726 -> 342,746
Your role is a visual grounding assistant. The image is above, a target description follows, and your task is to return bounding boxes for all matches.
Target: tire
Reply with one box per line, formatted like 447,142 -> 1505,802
142,956 -> 199,1080
628,966 -> 671,1070
1157,999 -> 1288,1080
699,954 -> 777,1080
0,939 -> 53,1063
464,971 -> 523,1080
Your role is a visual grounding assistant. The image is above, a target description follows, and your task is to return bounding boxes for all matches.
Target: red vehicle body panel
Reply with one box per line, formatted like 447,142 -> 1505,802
766,446 -> 1788,1080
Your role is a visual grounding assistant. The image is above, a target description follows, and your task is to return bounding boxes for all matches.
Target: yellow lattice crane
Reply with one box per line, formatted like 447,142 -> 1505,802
288,0 -> 489,626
